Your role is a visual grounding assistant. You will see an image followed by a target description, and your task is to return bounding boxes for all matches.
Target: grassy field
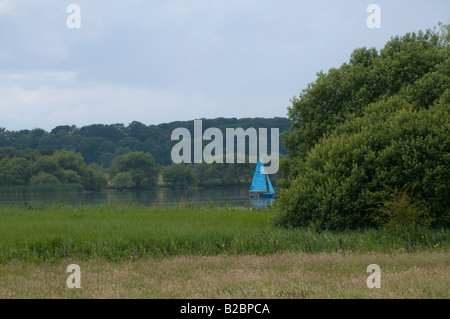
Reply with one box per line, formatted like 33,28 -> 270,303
0,204 -> 448,263
0,204 -> 448,299
0,251 -> 448,298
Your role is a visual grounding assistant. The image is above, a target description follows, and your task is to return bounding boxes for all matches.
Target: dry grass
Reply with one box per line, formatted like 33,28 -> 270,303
0,250 -> 448,299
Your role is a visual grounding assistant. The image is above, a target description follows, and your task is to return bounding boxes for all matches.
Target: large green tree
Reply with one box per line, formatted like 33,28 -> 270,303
277,24 -> 450,230
0,157 -> 33,187
282,26 -> 449,174
110,151 -> 159,189
111,172 -> 136,191
163,163 -> 194,189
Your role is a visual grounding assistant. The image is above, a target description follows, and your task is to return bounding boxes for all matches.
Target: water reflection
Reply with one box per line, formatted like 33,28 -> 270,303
0,187 -> 275,207
249,198 -> 276,208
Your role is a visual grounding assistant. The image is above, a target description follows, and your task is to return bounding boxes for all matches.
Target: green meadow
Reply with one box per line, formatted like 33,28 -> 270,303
0,204 -> 448,263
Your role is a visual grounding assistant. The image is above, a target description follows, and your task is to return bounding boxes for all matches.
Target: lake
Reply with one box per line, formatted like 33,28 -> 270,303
0,187 -> 275,207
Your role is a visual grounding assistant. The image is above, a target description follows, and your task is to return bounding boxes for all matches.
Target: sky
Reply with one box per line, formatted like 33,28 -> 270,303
0,0 -> 449,131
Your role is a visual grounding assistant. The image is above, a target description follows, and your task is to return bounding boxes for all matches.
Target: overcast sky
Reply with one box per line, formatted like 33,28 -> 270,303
0,0 -> 448,131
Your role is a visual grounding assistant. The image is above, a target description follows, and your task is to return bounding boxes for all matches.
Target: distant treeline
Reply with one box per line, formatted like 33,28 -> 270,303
0,117 -> 290,167
0,117 -> 288,192
0,148 -> 281,192
0,148 -> 107,192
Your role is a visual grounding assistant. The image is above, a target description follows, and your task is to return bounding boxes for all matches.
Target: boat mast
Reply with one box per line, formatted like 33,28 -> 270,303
264,172 -> 269,193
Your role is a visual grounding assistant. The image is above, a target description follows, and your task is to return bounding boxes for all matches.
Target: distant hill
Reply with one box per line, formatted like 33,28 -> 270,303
0,117 -> 291,167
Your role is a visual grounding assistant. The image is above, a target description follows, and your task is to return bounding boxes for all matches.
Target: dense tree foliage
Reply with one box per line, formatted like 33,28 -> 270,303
110,152 -> 159,189
163,164 -> 195,189
0,118 -> 290,167
0,148 -> 107,191
277,24 -> 450,230
0,146 -> 282,192
0,117 -> 287,192
111,172 -> 136,191
162,154 -> 279,189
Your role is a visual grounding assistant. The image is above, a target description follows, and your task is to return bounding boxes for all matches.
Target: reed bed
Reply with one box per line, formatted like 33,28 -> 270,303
0,203 -> 447,263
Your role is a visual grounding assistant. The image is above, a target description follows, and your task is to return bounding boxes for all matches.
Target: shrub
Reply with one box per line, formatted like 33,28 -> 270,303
163,163 -> 194,189
276,97 -> 450,231
111,172 -> 135,191
372,186 -> 432,229
30,172 -> 60,185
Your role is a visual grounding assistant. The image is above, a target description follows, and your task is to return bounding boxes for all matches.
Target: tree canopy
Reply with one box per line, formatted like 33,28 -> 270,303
110,152 -> 159,189
277,24 -> 450,230
0,117 -> 290,167
0,148 -> 107,191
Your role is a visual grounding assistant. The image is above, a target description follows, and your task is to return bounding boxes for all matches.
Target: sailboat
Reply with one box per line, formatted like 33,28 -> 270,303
249,157 -> 275,199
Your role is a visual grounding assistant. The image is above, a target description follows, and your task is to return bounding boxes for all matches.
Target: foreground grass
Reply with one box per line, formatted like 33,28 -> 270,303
0,250 -> 448,298
0,204 -> 448,263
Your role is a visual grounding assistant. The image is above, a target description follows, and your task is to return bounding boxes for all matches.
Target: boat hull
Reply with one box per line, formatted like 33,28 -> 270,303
249,192 -> 275,199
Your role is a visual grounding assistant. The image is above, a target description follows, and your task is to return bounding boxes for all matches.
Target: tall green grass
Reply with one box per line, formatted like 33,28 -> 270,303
0,204 -> 447,263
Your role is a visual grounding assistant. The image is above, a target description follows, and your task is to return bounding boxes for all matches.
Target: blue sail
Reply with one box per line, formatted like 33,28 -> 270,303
250,159 -> 267,192
267,173 -> 275,193
250,157 -> 275,194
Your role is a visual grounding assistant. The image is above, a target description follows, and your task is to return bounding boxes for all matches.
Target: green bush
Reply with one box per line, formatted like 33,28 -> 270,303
30,172 -> 60,185
372,186 -> 432,229
110,152 -> 159,189
163,163 -> 194,189
111,172 -> 135,191
276,97 -> 450,231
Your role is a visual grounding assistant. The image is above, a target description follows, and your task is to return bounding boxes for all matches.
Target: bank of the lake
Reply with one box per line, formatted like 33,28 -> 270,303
0,204 -> 447,263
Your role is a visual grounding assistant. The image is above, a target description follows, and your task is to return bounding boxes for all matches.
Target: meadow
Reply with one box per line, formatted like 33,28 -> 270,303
0,203 -> 448,263
1,250 -> 448,298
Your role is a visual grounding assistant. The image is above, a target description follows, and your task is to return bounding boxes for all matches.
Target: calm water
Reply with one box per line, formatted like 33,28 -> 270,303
0,187 -> 275,207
